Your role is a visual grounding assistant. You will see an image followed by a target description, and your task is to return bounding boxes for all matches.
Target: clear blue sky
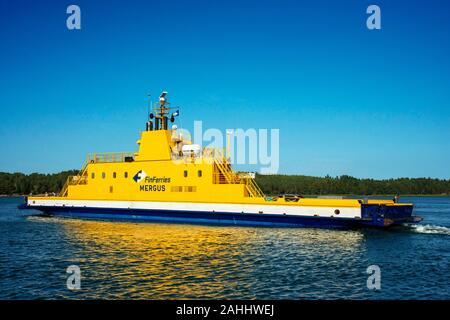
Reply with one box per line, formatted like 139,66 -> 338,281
0,0 -> 449,179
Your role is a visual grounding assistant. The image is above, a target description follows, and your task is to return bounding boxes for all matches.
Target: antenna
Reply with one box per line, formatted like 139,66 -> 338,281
145,93 -> 155,131
147,93 -> 151,118
226,129 -> 233,160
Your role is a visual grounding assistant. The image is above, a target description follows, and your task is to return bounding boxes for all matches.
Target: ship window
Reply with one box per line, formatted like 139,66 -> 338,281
110,186 -> 113,193
334,209 -> 340,215
102,172 -> 106,179
91,172 -> 95,179
198,170 -> 202,177
184,186 -> 197,192
124,172 -> 128,178
183,170 -> 188,177
113,172 -> 116,178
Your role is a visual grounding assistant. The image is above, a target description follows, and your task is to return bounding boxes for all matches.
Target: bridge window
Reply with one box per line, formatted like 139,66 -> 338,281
113,172 -> 116,178
198,170 -> 202,177
91,172 -> 95,179
102,172 -> 106,179
124,172 -> 128,178
183,170 -> 188,177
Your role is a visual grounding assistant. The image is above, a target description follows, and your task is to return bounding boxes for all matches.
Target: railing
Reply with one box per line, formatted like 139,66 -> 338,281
244,175 -> 265,198
207,148 -> 265,198
59,161 -> 89,197
59,152 -> 134,197
87,152 -> 135,164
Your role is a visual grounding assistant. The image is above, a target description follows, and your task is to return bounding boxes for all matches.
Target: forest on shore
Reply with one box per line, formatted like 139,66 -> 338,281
255,174 -> 450,196
0,170 -> 449,196
0,171 -> 77,196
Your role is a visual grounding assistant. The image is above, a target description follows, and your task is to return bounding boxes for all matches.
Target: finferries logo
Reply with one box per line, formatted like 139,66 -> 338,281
133,170 -> 147,183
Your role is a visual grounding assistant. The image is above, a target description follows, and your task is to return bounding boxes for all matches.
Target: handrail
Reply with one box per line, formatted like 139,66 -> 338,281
59,177 -> 71,197
210,149 -> 264,198
59,156 -> 91,196
87,152 -> 134,164
245,177 -> 265,198
59,152 -> 133,197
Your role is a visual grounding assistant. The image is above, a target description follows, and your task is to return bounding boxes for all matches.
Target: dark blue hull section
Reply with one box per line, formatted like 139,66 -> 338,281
32,205 -> 368,229
361,203 -> 419,226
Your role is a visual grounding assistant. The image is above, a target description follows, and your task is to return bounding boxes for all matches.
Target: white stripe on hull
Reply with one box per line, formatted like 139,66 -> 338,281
28,199 -> 362,219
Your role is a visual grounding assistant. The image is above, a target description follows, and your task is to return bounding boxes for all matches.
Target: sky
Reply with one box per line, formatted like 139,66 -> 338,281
0,0 -> 449,179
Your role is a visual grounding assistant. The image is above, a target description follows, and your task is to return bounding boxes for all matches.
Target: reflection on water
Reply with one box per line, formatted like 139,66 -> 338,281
45,217 -> 364,299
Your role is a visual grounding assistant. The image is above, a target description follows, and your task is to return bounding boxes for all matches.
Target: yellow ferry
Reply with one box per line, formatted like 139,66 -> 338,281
21,92 -> 422,228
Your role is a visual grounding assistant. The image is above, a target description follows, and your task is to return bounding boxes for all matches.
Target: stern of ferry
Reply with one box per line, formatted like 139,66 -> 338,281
360,201 -> 422,227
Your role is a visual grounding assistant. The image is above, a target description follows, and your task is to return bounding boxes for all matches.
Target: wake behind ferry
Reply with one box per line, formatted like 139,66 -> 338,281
21,92 -> 422,228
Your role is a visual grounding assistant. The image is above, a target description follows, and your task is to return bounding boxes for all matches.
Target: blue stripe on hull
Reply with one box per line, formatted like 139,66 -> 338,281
34,206 -> 365,229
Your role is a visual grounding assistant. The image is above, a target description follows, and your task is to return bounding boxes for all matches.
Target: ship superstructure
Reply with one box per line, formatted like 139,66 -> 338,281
22,92 -> 422,228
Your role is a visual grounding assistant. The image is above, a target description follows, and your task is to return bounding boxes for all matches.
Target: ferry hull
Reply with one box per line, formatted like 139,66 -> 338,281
24,202 -> 420,228
31,206 -> 366,228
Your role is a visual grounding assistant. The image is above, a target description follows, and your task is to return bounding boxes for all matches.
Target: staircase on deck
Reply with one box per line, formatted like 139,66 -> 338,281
212,153 -> 264,198
59,162 -> 88,197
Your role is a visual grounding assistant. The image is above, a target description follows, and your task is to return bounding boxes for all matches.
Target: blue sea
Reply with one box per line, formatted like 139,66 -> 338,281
0,196 -> 449,299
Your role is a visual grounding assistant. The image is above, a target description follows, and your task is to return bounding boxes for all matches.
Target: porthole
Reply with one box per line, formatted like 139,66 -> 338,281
334,209 -> 340,215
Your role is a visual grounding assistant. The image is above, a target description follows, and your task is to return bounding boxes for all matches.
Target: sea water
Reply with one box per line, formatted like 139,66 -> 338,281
0,196 -> 448,299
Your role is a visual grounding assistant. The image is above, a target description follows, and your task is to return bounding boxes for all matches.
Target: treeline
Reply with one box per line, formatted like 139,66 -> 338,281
1,171 -> 449,196
0,170 -> 77,195
255,174 -> 450,195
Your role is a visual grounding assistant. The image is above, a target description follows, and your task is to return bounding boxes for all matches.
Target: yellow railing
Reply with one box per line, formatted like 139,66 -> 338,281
59,152 -> 133,196
87,152 -> 134,164
244,175 -> 265,198
208,148 -> 264,198
59,165 -> 88,196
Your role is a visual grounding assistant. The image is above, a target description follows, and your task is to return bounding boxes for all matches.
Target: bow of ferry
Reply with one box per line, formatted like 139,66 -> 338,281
21,92 -> 422,228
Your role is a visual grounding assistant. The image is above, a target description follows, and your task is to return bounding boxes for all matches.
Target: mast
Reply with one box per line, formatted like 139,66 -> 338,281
147,91 -> 180,131
156,91 -> 169,130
